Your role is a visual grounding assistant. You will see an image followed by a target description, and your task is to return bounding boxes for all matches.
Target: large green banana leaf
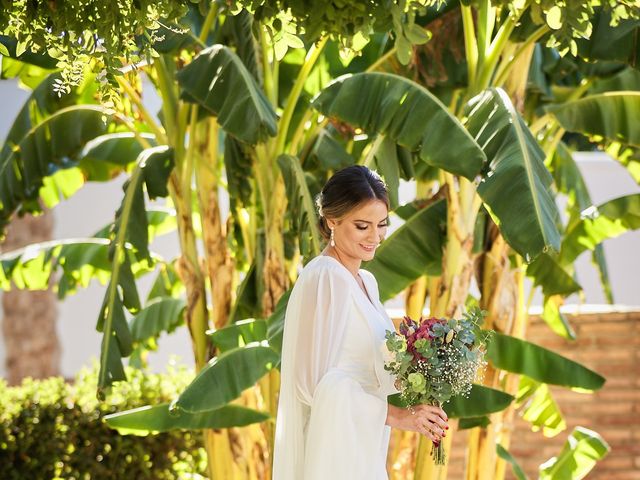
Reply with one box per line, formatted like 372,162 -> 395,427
34,131 -> 157,215
560,193 -> 640,265
458,416 -> 491,430
590,67 -> 640,94
278,155 -> 323,257
172,342 -> 279,413
487,333 -> 605,390
444,384 -> 514,418
176,44 -> 277,145
496,445 -> 528,480
388,384 -> 514,418
129,297 -> 186,347
208,318 -> 268,354
78,132 -> 156,181
550,142 -> 612,303
266,289 -> 291,355
465,88 -> 561,261
364,198 -> 447,301
311,72 -> 486,180
542,295 -> 576,340
223,136 -> 254,208
0,238 -> 110,292
229,262 -> 262,323
517,376 -> 566,438
306,127 -> 354,171
146,261 -> 184,301
0,105 -> 115,231
575,12 -> 640,66
105,403 -> 269,434
373,136 -> 401,209
546,92 -> 640,147
93,206 -> 177,243
539,427 -> 610,479
0,74 -> 94,162
97,146 -> 174,396
526,253 -> 581,297
0,238 -> 156,297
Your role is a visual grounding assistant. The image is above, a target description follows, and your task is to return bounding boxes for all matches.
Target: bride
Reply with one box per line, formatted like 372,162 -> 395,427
273,165 -> 449,479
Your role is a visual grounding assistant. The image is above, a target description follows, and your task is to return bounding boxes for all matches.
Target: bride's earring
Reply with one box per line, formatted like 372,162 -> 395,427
330,227 -> 335,247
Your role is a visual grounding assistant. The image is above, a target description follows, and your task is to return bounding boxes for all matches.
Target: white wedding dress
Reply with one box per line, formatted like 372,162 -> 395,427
273,255 -> 400,479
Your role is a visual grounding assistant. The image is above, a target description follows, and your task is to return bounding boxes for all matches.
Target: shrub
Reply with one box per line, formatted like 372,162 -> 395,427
0,362 -> 207,479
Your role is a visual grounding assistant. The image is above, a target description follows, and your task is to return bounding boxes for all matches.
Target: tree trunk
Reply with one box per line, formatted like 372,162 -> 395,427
1,211 -> 60,384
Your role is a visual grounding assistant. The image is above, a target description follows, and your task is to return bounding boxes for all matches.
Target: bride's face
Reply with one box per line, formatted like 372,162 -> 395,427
327,199 -> 389,262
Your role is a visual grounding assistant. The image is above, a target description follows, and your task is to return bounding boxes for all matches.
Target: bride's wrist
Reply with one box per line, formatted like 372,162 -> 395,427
386,404 -> 410,429
385,404 -> 401,428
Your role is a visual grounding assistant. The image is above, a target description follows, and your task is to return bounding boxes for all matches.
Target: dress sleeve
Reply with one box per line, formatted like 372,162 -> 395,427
291,264 -> 354,406
273,261 -> 391,480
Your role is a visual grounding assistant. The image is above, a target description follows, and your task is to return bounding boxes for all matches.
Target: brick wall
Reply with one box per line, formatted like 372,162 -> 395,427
445,308 -> 640,479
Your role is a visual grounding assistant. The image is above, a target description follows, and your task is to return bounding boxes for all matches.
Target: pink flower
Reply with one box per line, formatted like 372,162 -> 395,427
401,316 -> 446,361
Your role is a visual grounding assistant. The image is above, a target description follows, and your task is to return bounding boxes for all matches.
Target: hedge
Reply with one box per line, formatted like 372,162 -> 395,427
0,362 -> 207,479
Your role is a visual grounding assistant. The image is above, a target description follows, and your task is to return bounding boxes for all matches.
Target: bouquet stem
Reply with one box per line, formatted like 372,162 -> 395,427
431,440 -> 446,465
430,401 -> 446,465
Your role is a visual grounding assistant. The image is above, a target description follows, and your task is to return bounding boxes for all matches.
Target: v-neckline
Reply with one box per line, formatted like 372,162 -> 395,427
318,255 -> 377,310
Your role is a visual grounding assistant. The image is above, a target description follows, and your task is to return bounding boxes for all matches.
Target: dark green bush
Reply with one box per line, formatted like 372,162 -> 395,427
0,362 -> 207,479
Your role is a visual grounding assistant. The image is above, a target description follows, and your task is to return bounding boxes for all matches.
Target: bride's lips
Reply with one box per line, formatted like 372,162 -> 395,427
359,243 -> 377,253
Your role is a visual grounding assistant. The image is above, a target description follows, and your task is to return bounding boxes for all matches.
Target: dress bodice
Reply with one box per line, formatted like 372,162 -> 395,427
315,256 -> 399,398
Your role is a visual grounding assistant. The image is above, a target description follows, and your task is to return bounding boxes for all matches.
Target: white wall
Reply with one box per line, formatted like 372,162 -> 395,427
0,78 -> 639,379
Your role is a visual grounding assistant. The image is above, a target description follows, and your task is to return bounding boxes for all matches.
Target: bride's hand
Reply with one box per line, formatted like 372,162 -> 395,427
387,404 -> 449,444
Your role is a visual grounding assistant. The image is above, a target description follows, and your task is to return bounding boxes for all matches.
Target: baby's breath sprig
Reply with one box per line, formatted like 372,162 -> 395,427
383,306 -> 491,465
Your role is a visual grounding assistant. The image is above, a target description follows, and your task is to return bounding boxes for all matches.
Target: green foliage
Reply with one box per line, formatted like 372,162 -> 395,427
312,72 -> 486,180
465,88 -> 561,262
234,0 -> 441,55
0,363 -> 207,480
365,198 -> 447,301
0,0 -> 189,99
176,44 -> 278,145
172,343 -> 279,413
277,154 -> 322,258
0,105 -> 117,232
97,146 -> 175,395
494,0 -> 639,57
486,333 -> 605,390
539,427 -> 610,479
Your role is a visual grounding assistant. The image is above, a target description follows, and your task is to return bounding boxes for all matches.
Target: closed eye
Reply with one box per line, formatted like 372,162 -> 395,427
356,222 -> 388,230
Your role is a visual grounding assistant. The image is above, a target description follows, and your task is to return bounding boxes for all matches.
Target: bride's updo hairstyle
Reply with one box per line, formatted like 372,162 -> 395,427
316,165 -> 389,241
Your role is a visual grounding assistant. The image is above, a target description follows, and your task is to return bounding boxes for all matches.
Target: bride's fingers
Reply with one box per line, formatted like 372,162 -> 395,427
419,405 -> 449,424
426,413 -> 448,432
427,423 -> 444,440
421,411 -> 447,432
419,425 -> 438,443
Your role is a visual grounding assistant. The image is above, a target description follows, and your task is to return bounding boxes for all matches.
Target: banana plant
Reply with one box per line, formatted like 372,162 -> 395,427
295,3 -> 638,479
1,3 -> 464,478
1,2 -> 638,479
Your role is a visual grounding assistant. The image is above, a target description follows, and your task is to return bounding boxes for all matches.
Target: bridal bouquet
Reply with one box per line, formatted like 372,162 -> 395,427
382,307 -> 490,464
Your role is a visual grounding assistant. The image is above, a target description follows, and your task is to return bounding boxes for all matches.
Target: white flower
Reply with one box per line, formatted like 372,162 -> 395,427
380,341 -> 396,364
